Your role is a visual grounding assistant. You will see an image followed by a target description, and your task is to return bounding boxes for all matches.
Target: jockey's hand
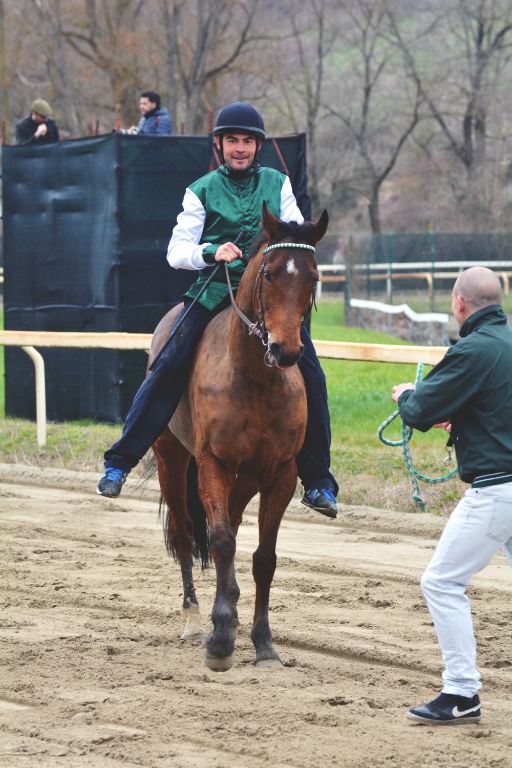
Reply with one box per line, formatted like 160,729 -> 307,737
391,382 -> 415,403
433,421 -> 451,432
215,242 -> 243,263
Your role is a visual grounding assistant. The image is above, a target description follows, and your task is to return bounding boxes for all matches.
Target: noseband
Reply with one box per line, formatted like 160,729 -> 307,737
225,242 -> 317,366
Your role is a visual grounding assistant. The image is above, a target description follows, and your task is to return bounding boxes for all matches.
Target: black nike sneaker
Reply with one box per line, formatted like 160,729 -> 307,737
407,693 -> 481,725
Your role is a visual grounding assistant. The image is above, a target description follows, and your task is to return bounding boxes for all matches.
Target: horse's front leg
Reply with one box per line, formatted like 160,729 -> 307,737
251,458 -> 297,668
227,473 -> 259,638
197,451 -> 237,671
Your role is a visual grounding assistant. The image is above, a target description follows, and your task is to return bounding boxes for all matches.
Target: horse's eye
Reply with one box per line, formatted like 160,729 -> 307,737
264,271 -> 273,283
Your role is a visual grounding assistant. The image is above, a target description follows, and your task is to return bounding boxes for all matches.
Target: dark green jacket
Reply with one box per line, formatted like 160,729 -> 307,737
399,305 -> 512,483
15,115 -> 60,145
184,165 -> 287,309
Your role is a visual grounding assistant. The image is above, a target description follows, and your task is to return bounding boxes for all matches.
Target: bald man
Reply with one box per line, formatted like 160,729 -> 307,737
392,267 -> 512,725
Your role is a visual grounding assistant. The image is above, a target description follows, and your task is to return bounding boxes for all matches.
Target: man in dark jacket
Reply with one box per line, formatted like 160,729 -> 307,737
392,266 -> 512,725
15,99 -> 59,145
127,90 -> 171,135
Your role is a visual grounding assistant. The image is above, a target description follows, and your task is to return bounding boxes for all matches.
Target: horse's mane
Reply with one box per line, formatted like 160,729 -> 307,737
247,219 -> 318,262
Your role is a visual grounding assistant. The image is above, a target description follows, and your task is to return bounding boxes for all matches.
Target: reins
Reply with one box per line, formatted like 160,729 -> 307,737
225,241 -> 317,368
377,362 -> 459,512
149,228 -> 247,371
150,233 -> 317,373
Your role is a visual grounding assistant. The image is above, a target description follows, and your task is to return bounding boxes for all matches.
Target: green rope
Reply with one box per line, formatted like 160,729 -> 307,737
377,363 -> 458,512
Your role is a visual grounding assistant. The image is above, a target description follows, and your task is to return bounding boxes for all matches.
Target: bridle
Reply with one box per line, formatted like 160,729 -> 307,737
225,242 -> 317,367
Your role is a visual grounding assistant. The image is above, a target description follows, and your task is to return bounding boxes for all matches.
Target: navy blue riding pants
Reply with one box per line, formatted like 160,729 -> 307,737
104,301 -> 338,496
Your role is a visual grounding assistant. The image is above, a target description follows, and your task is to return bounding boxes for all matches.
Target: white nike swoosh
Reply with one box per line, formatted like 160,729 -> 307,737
452,704 -> 480,717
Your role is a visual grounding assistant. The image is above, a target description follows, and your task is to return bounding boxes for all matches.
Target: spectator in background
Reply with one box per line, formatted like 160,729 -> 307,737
16,99 -> 59,145
127,91 -> 171,135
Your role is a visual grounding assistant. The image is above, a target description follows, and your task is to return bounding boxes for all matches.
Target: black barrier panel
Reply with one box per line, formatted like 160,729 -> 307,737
2,132 -> 311,423
259,135 -> 311,221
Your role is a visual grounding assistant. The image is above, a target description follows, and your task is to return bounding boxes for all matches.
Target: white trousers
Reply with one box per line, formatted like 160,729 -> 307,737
420,482 -> 512,698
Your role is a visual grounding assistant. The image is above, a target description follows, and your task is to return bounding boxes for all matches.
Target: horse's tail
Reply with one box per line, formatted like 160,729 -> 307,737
158,456 -> 211,570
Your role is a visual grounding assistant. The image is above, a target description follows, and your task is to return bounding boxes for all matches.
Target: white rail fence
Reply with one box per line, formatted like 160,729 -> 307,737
316,261 -> 512,300
0,331 -> 448,447
350,298 -> 450,346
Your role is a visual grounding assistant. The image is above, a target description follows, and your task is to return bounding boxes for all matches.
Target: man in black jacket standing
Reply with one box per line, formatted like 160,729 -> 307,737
15,99 -> 59,145
392,266 -> 512,725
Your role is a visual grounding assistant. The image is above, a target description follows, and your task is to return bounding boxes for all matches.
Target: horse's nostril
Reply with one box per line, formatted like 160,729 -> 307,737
270,342 -> 304,367
270,342 -> 283,361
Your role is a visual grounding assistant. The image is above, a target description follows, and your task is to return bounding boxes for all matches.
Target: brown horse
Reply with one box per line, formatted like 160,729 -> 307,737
149,203 -> 328,670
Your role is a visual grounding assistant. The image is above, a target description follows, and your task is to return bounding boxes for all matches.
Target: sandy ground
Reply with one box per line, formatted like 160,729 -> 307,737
1,464 -> 511,768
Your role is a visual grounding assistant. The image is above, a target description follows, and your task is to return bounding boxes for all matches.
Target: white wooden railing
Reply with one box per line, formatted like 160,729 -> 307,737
316,262 -> 512,299
0,331 -> 447,447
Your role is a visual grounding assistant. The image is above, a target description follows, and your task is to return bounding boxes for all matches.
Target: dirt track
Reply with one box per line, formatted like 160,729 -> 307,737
1,465 -> 511,768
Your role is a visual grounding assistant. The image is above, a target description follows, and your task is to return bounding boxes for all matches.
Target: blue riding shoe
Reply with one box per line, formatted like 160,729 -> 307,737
301,488 -> 338,519
96,468 -> 129,498
406,693 -> 481,725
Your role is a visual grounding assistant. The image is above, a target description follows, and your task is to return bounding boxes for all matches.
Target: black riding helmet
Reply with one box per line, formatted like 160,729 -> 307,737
214,102 -> 265,169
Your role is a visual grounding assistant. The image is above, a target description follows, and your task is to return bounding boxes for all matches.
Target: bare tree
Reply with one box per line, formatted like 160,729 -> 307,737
269,0 -> 338,211
389,0 -> 512,225
0,0 -> 6,127
327,0 -> 422,233
30,0 -> 81,136
173,0 -> 261,133
160,0 -> 184,131
64,0 -> 147,126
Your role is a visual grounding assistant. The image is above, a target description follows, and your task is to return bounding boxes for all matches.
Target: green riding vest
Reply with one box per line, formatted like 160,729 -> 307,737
184,165 -> 286,310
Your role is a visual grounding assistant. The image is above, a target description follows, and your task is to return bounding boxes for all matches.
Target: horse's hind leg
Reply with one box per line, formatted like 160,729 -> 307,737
227,474 -> 259,637
153,428 -> 207,641
251,459 -> 297,668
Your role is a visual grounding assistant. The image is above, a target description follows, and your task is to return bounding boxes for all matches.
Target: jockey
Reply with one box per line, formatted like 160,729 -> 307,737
97,101 -> 339,518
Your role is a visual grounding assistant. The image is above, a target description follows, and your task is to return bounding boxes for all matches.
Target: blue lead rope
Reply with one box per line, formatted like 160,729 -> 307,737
377,363 -> 458,512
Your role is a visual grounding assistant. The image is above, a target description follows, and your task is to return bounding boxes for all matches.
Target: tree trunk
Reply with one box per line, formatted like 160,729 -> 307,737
368,183 -> 381,234
0,0 -> 8,133
161,0 -> 179,132
186,85 -> 207,134
110,72 -> 140,127
52,0 -> 81,137
30,0 -> 81,137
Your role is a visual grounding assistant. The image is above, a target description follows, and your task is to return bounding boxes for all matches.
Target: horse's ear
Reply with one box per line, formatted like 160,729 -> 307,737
261,201 -> 282,242
312,209 -> 329,243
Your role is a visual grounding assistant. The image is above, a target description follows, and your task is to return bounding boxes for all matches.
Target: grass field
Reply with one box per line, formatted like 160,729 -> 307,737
0,299 -> 469,513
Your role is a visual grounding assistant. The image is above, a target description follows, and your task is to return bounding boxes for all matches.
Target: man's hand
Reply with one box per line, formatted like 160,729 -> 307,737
433,421 -> 452,432
391,382 -> 415,403
127,126 -> 138,134
215,242 -> 242,263
35,124 -> 47,137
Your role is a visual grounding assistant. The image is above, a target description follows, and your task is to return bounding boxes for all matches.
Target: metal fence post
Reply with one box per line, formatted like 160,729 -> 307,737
430,225 -> 436,311
366,234 -> 371,298
387,232 -> 393,304
344,232 -> 353,327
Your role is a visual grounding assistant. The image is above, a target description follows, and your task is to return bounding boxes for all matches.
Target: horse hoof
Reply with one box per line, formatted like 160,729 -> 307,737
181,603 -> 207,641
254,658 -> 283,669
203,650 -> 234,672
180,627 -> 207,641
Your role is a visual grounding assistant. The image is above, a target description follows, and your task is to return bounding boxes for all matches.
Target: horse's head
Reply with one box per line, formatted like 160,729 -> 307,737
247,202 -> 328,370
